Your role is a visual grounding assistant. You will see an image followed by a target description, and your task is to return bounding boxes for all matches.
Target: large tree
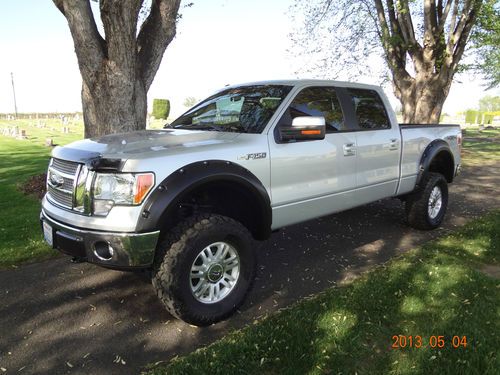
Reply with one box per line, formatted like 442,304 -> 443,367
479,94 -> 500,111
291,0 -> 491,123
470,0 -> 500,89
53,0 -> 181,137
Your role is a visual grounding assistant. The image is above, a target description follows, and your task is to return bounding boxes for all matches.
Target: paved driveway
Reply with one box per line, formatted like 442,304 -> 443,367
0,163 -> 498,374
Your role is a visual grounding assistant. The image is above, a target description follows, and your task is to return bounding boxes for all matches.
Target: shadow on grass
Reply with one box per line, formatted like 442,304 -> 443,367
152,212 -> 500,375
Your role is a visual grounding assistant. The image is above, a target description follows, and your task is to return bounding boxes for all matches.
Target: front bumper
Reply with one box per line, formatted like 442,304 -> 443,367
40,210 -> 159,269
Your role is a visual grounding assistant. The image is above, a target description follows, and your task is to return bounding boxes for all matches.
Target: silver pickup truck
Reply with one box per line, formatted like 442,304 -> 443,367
40,80 -> 461,325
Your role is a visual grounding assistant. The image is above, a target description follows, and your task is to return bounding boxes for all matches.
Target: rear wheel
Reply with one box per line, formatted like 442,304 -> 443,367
152,214 -> 256,326
405,172 -> 449,230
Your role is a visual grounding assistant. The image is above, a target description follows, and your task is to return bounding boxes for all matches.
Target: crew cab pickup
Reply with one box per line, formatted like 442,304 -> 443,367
40,80 -> 462,325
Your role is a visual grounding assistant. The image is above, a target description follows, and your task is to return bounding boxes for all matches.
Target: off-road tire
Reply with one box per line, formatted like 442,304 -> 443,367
152,214 -> 256,326
405,172 -> 449,230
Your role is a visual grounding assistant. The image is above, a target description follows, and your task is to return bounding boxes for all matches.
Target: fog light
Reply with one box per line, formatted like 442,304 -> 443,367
94,241 -> 114,261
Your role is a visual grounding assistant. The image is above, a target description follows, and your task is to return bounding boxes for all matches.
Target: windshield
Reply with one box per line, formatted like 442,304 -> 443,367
170,85 -> 292,134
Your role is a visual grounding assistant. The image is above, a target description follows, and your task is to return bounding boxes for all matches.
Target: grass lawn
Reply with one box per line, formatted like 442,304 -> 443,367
0,121 -> 82,268
147,211 -> 500,375
462,127 -> 500,167
0,137 -> 53,267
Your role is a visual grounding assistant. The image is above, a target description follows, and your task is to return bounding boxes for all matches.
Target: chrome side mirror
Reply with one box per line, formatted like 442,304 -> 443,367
279,116 -> 326,142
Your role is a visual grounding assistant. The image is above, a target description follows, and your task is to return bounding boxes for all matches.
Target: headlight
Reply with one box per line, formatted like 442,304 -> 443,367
92,173 -> 155,216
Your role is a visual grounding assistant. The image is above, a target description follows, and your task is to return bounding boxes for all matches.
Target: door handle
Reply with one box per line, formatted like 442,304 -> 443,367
388,138 -> 399,151
343,143 -> 356,156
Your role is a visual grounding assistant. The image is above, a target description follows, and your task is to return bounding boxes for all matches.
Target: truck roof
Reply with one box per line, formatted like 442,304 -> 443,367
224,79 -> 382,91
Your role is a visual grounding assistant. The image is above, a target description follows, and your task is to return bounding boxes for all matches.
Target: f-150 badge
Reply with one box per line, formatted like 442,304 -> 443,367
238,152 -> 267,160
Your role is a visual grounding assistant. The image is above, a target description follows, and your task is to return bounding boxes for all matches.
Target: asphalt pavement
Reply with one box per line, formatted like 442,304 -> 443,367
0,163 -> 498,374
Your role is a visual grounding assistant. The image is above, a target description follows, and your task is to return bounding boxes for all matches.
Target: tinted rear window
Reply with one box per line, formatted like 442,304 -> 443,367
347,89 -> 390,130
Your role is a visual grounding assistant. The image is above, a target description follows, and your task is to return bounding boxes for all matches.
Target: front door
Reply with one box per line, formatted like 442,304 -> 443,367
268,86 -> 358,229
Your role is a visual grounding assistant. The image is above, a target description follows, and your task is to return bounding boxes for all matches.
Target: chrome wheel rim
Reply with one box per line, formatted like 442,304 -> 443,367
428,186 -> 443,219
190,241 -> 240,304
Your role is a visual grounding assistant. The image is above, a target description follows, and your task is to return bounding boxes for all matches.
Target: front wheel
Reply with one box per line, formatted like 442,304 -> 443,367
405,172 -> 449,230
152,214 -> 256,326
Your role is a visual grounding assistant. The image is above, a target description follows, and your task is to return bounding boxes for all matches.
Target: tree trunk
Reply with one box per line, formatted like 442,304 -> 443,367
53,0 -> 181,137
394,73 -> 453,124
372,0 -> 482,125
81,66 -> 147,138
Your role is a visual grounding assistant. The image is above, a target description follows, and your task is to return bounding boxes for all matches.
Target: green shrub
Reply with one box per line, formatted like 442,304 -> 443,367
484,113 -> 494,125
476,111 -> 484,124
465,110 -> 477,124
152,99 -> 170,119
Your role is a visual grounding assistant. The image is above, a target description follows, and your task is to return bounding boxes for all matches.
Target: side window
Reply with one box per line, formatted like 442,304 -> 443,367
347,89 -> 390,130
279,87 -> 345,133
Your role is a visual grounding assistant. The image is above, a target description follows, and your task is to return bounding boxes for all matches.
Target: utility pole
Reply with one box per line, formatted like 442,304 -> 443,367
11,72 -> 18,117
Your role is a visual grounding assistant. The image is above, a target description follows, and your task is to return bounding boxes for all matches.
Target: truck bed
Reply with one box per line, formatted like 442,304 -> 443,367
397,123 -> 461,196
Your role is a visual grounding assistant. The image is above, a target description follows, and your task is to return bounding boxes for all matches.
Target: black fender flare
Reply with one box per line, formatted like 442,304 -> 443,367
416,139 -> 455,186
135,160 -> 272,238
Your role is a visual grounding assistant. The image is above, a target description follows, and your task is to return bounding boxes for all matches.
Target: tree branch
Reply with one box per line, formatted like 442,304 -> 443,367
446,0 -> 460,50
395,1 -> 424,72
52,0 -> 105,83
452,0 -> 474,45
373,0 -> 411,82
137,0 -> 181,90
423,0 -> 439,67
373,1 -> 393,58
100,0 -> 142,68
444,0 -> 472,65
386,0 -> 399,36
387,0 -> 407,69
437,0 -> 453,32
424,0 -> 439,33
451,0 -> 482,69
440,0 -> 482,80
397,1 -> 419,48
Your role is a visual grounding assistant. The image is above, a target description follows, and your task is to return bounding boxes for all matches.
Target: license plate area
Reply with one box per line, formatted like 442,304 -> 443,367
43,221 -> 53,247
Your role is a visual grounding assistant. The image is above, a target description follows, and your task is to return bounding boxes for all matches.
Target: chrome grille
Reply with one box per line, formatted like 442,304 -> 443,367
51,158 -> 79,175
46,158 -> 81,210
62,176 -> 74,191
47,185 -> 73,208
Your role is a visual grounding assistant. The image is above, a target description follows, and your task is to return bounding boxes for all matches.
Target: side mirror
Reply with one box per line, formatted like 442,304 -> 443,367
278,116 -> 326,142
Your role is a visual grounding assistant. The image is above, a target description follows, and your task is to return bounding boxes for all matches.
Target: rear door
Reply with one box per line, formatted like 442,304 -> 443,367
268,86 -> 358,229
343,88 -> 401,203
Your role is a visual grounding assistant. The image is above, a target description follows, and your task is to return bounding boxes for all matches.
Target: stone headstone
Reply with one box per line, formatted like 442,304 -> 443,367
45,138 -> 54,147
18,130 -> 28,139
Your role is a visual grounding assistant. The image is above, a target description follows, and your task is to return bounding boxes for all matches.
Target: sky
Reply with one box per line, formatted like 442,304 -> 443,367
0,0 -> 497,118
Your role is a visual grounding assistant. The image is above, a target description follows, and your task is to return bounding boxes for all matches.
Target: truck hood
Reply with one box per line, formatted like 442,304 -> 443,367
52,129 -> 240,164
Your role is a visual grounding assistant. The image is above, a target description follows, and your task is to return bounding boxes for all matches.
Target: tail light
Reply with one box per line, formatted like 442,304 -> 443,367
457,131 -> 462,153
